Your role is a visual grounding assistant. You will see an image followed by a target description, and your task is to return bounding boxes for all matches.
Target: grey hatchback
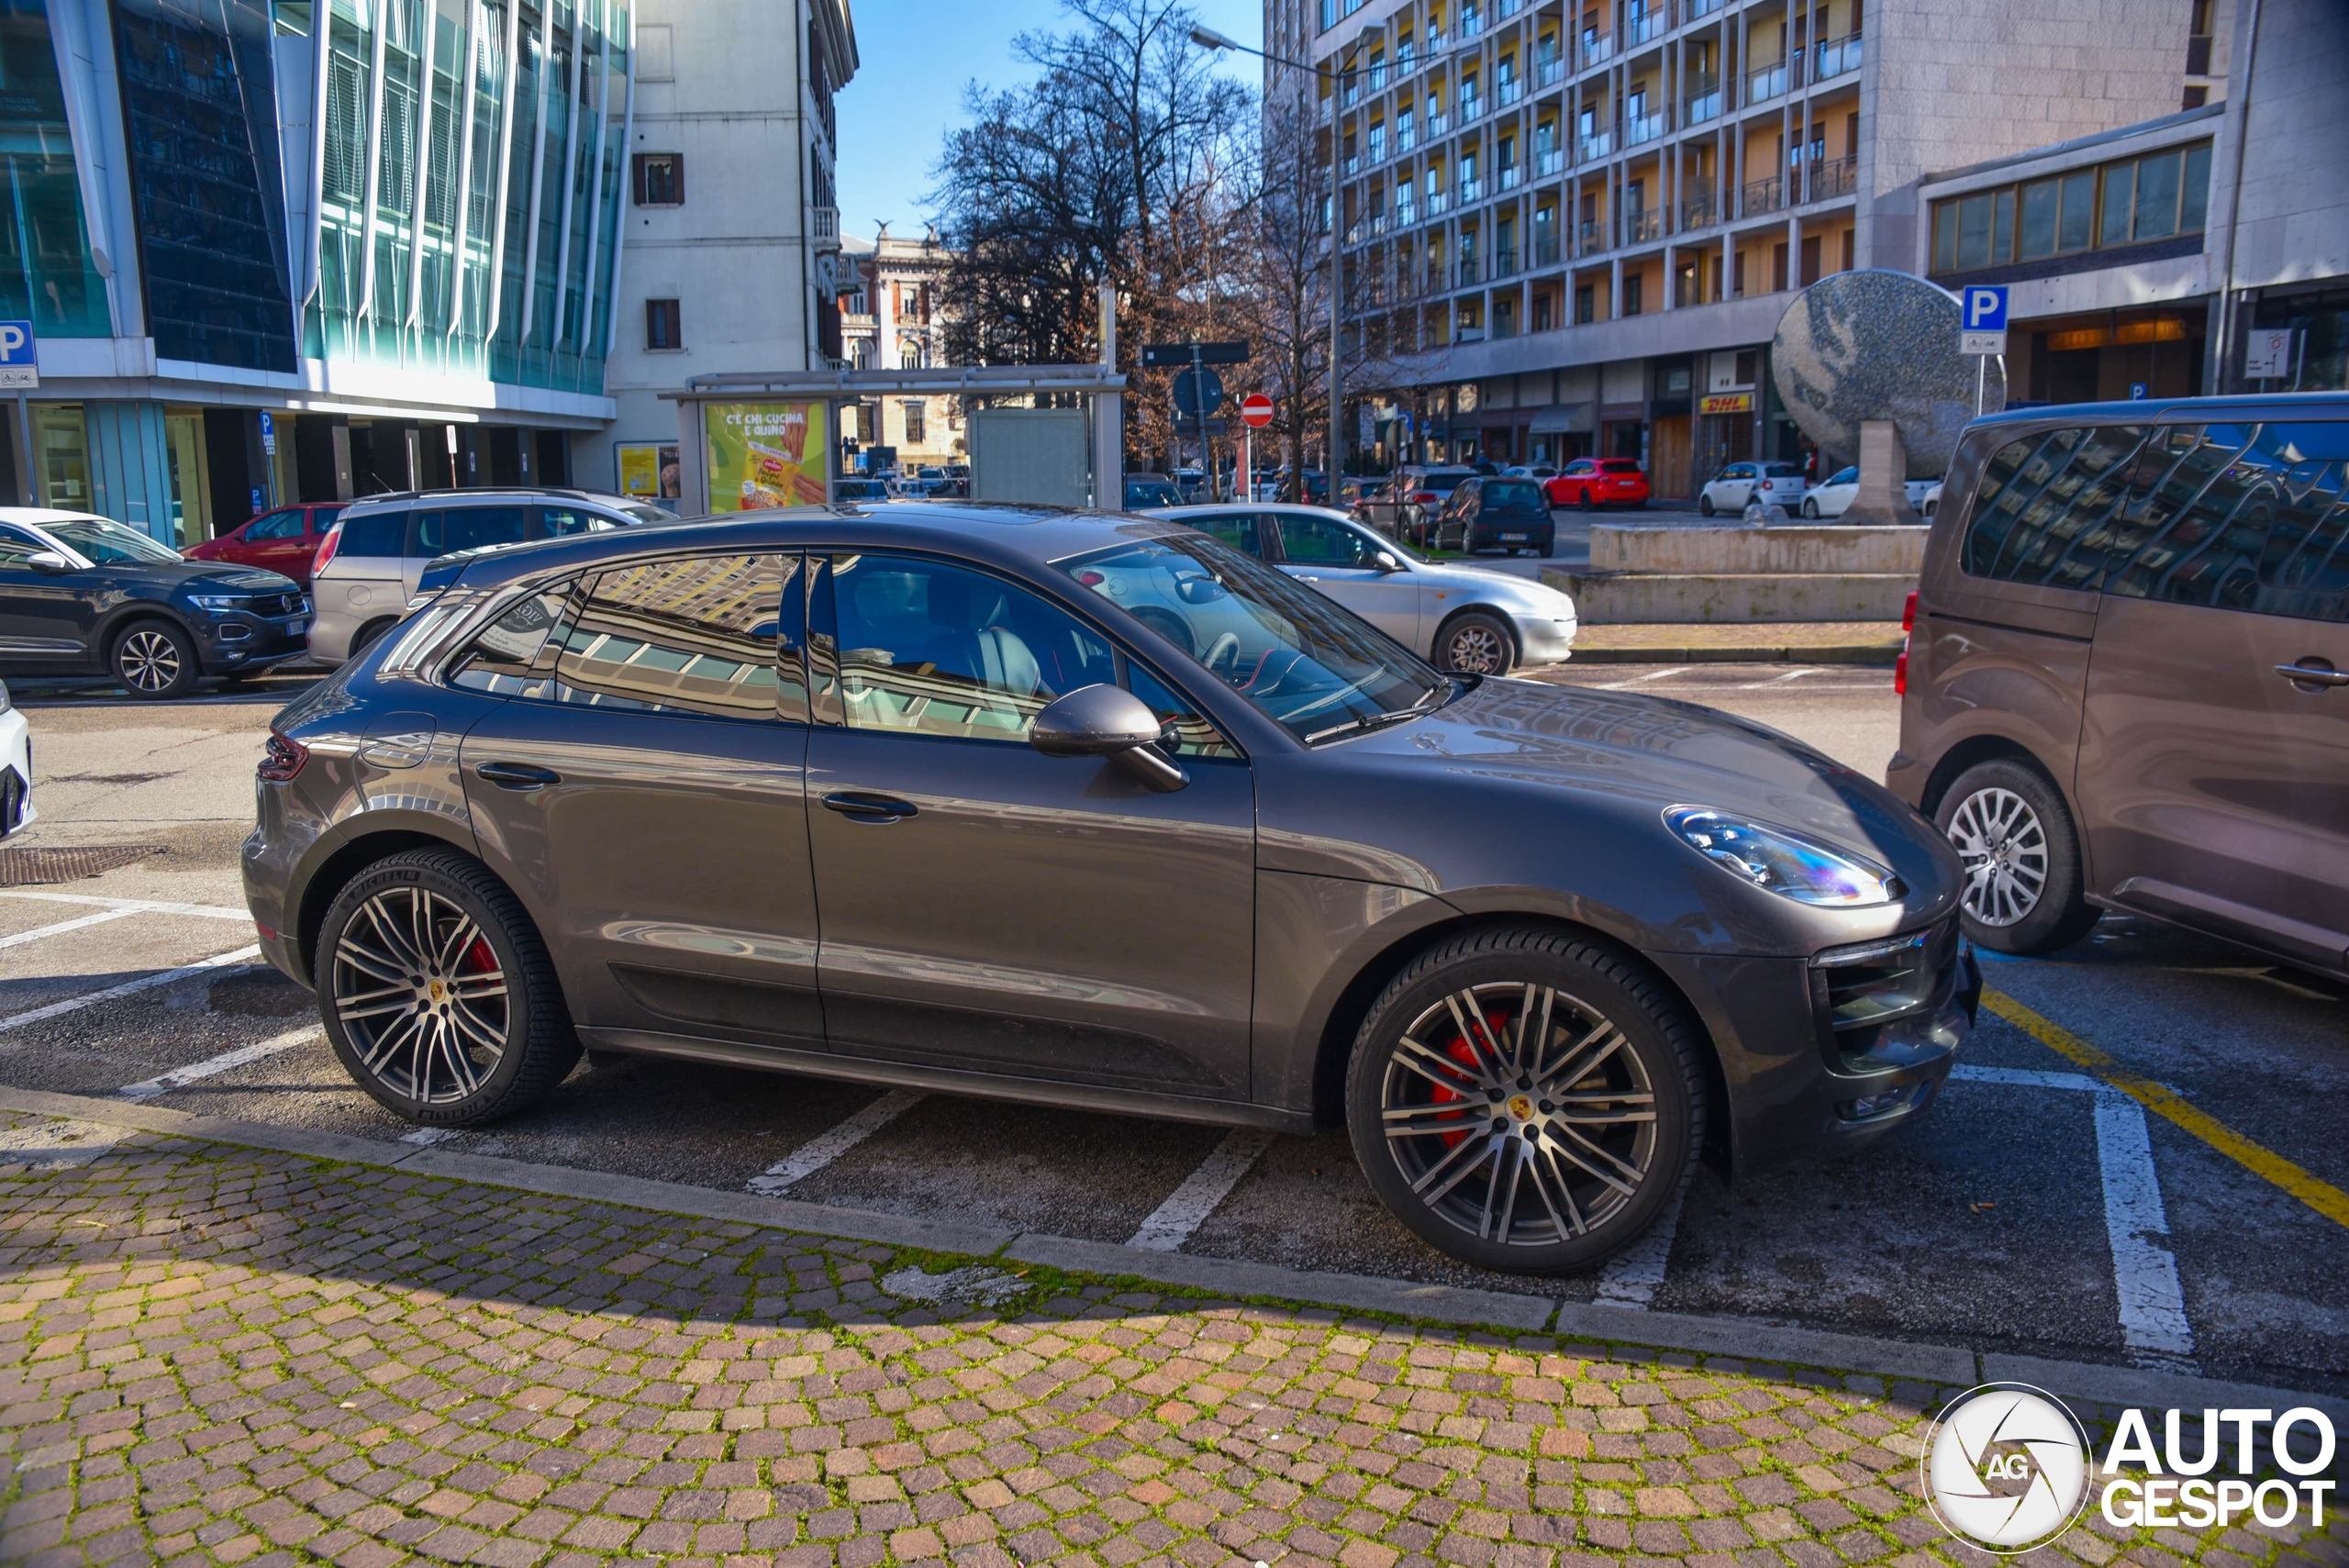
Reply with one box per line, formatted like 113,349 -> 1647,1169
246,503 -> 1976,1273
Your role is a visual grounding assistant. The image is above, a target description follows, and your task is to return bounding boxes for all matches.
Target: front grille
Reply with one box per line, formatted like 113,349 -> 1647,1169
251,593 -> 306,618
1809,918 -> 1964,1071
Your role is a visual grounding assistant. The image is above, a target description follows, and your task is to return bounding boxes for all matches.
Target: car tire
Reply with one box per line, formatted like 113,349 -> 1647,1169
1579,489 -> 1598,512
1539,534 -> 1554,558
318,848 -> 582,1127
110,619 -> 199,700
351,617 -> 398,658
1344,926 -> 1705,1274
1935,759 -> 2100,955
1436,611 -> 1516,676
1801,498 -> 1820,519
1698,495 -> 1716,517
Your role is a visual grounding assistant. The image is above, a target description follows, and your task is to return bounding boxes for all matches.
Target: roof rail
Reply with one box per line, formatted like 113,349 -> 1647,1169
349,486 -> 597,505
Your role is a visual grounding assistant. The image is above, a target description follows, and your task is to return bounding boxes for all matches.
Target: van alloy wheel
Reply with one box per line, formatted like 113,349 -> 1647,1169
1946,785 -> 2048,927
331,886 -> 512,1104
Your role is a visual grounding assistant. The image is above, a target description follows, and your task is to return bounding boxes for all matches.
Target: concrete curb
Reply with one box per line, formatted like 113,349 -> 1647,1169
4,1082 -> 2343,1423
1565,643 -> 1901,665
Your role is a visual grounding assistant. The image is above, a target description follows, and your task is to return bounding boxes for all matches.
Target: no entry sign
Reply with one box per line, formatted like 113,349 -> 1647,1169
1241,393 -> 1275,428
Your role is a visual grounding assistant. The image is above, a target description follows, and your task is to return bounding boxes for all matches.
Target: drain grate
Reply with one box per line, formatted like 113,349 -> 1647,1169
0,844 -> 167,886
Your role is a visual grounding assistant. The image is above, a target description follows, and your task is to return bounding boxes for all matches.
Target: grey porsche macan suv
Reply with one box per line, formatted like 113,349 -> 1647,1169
245,503 -> 1978,1273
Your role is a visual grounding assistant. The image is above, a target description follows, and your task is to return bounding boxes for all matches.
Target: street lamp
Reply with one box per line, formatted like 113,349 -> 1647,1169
1190,19 -> 1381,498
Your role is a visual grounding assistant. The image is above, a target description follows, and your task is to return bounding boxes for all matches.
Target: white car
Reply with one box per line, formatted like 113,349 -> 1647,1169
1151,503 -> 1578,676
1801,469 -> 1945,520
0,678 -> 29,835
1698,461 -> 1807,516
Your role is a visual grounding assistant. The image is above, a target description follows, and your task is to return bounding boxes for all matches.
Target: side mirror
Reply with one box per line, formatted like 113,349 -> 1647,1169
1030,684 -> 1187,793
1373,551 -> 1403,573
27,550 -> 71,574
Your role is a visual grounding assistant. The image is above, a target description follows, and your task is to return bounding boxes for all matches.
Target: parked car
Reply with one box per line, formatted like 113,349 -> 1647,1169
1503,464 -> 1560,481
308,488 -> 663,667
248,500 -> 1972,1274
1698,461 -> 1808,516
183,501 -> 344,586
1889,393 -> 2349,973
1155,503 -> 1576,675
0,508 -> 308,697
1801,471 -> 1946,520
1124,473 -> 1185,509
1545,458 -> 1651,511
1431,476 -> 1557,555
1355,465 -> 1478,544
834,479 -> 893,502
0,678 -> 30,834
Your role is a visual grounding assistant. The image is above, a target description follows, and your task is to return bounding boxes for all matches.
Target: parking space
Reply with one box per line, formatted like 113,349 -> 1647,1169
0,667 -> 2343,1399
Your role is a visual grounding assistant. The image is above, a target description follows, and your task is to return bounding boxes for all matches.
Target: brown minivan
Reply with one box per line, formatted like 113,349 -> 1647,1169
1888,392 -> 2349,973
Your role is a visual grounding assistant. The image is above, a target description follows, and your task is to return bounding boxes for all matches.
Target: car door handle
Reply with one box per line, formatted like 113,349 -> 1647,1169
822,790 -> 918,823
474,762 -> 562,790
2275,662 -> 2349,688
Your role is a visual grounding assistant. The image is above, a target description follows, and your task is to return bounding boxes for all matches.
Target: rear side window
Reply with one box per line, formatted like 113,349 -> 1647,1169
1762,463 -> 1802,477
417,506 -> 529,556
540,506 -> 620,537
1600,461 -> 1642,474
309,506 -> 343,535
450,581 -> 576,695
551,554 -> 797,718
1965,420 -> 2349,619
337,509 -> 406,557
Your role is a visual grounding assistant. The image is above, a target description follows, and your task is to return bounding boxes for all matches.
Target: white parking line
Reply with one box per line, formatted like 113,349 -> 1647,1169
1595,666 -> 1690,689
746,1089 -> 924,1195
1591,1192 -> 1684,1308
1733,667 -> 1824,690
0,890 -> 255,921
1944,1062 -> 2199,1374
400,1127 -> 463,1147
1127,1128 -> 1275,1251
0,907 -> 141,949
117,1027 -> 322,1100
0,945 -> 262,1035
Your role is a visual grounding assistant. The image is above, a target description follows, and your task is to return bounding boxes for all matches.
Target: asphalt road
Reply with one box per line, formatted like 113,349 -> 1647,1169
3,663 -> 2343,1400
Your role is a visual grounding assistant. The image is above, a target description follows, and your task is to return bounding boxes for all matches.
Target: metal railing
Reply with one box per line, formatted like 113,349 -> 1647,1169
1742,172 -> 1786,216
1458,176 -> 1484,202
1680,191 -> 1718,228
1425,110 -> 1449,136
1490,247 -> 1520,281
1625,206 -> 1663,243
1686,0 -> 1725,16
1533,230 -> 1561,267
1535,145 -> 1564,176
1623,6 -> 1667,46
1426,187 -> 1451,217
1397,119 -> 1416,153
1579,29 -> 1613,69
1497,75 -> 1520,107
1498,163 -> 1521,191
1808,153 -> 1859,202
1577,128 -> 1613,161
1746,61 -> 1787,103
1577,217 -> 1605,252
1394,199 -> 1417,227
1813,31 -> 1862,81
1684,78 -> 1721,125
1536,53 -> 1564,86
1459,4 -> 1482,37
1459,92 -> 1482,123
1456,255 -> 1483,287
1367,61 -> 1387,90
1624,110 -> 1665,147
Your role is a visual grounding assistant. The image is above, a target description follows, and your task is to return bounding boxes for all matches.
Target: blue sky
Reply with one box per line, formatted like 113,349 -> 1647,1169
832,0 -> 1267,240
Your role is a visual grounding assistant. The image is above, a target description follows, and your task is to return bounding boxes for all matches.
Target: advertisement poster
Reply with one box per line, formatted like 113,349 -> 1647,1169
705,402 -> 828,512
616,442 -> 681,500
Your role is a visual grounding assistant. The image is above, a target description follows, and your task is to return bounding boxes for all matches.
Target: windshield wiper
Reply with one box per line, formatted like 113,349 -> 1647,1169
1304,684 -> 1448,744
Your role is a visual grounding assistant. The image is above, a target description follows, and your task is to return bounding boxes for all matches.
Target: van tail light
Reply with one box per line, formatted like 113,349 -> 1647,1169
1902,590 -> 1918,632
312,527 -> 341,577
1894,642 -> 1909,696
1411,491 -> 1439,503
259,731 -> 308,783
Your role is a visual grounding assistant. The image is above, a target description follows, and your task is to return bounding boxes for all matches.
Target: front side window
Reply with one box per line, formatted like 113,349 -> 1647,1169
541,506 -> 621,537
1063,535 -> 1446,745
821,555 -> 1116,741
1277,513 -> 1387,567
0,526 -> 47,566
547,554 -> 796,718
42,516 -> 184,565
244,510 -> 304,540
1182,512 -> 1266,558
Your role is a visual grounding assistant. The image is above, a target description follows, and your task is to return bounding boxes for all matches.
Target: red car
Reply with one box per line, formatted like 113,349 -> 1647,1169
182,502 -> 344,586
1544,457 -> 1650,510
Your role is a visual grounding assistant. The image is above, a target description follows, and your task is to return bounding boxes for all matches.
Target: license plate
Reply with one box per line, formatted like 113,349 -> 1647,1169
288,619 -> 306,634
1500,533 -> 1527,541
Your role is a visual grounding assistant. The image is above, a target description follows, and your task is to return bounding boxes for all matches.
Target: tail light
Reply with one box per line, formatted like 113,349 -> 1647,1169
312,526 -> 342,577
259,731 -> 307,782
1894,643 -> 1909,696
1902,590 -> 1918,632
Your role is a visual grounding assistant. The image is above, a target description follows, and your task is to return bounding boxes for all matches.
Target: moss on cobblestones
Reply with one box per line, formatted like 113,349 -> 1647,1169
0,1114 -> 2340,1568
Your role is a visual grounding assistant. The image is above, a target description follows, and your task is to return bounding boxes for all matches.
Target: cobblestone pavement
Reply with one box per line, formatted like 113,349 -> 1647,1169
2,1117 -> 2342,1568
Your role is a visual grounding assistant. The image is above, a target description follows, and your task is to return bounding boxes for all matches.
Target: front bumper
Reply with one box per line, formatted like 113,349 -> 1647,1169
1645,919 -> 1978,1175
1516,616 -> 1579,664
196,608 -> 312,674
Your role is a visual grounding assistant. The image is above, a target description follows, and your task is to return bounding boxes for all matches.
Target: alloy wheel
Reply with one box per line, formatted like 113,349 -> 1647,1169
331,886 -> 511,1104
1379,982 -> 1658,1248
1445,623 -> 1508,673
117,629 -> 183,694
1946,785 -> 2048,927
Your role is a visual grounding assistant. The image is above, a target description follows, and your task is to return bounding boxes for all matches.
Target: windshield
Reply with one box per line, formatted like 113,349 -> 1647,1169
1418,473 -> 1471,493
1484,480 -> 1546,508
46,516 -> 185,565
1061,533 -> 1447,745
1124,481 -> 1182,508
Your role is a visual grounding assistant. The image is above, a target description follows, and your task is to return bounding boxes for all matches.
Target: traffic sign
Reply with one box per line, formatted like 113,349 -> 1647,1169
0,320 -> 38,390
1240,393 -> 1275,428
1958,284 -> 2007,357
1142,340 -> 1250,368
259,409 -> 276,454
2243,328 -> 2296,378
1173,367 -> 1224,417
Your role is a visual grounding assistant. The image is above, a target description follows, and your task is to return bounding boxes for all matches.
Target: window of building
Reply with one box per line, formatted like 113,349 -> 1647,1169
0,6 -> 111,338
1931,141 -> 2213,274
900,341 -> 923,370
902,400 -> 926,444
647,298 -> 682,350
1622,272 -> 1642,316
1575,283 -> 1595,324
633,152 -> 684,206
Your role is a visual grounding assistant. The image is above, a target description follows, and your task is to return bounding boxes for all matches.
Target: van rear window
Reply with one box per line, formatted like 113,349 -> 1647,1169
336,511 -> 406,557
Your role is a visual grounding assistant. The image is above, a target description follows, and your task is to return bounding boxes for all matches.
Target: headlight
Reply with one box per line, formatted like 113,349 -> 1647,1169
0,678 -> 11,715
188,595 -> 247,613
1664,806 -> 1903,906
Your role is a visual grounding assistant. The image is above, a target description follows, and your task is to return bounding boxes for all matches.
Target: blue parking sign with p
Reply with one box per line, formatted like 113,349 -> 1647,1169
1963,286 -> 2009,332
0,321 -> 34,364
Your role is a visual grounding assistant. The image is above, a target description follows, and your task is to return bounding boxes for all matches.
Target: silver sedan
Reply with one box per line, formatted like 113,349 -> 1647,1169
1147,503 -> 1578,675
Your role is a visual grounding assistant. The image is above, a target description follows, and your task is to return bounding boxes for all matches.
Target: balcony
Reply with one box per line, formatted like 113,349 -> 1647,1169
1536,53 -> 1564,86
1746,61 -> 1787,103
1807,153 -> 1858,202
1459,176 -> 1484,202
1368,61 -> 1387,91
1535,145 -> 1564,176
1426,187 -> 1451,217
1813,31 -> 1862,81
1579,30 -> 1613,70
1459,93 -> 1482,123
1394,200 -> 1417,227
1742,172 -> 1786,216
1625,206 -> 1662,244
811,206 -> 841,249
1533,230 -> 1561,267
1686,0 -> 1725,15
1684,77 -> 1721,125
1498,163 -> 1520,191
1498,76 -> 1520,108
1491,247 -> 1520,281
2187,31 -> 2212,73
1624,109 -> 1665,147
1577,217 -> 1605,253
1680,191 -> 1717,228
1456,255 -> 1483,287
1623,6 -> 1666,46
1460,4 -> 1482,37
1367,135 -> 1386,165
1577,128 -> 1613,161
1498,0 -> 1521,15
1425,110 -> 1449,136
1397,120 -> 1417,152
1344,154 -> 1361,177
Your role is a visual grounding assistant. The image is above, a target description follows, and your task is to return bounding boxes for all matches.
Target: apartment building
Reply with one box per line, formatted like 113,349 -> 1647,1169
592,0 -> 855,502
2,0 -> 636,540
1275,0 -> 2212,496
836,224 -> 962,472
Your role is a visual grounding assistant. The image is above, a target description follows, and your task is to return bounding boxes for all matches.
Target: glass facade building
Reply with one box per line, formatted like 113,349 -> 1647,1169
0,0 -> 110,337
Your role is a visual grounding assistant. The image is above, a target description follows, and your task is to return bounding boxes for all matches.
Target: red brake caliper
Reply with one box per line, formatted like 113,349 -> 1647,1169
464,938 -> 497,974
1428,1008 -> 1511,1147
